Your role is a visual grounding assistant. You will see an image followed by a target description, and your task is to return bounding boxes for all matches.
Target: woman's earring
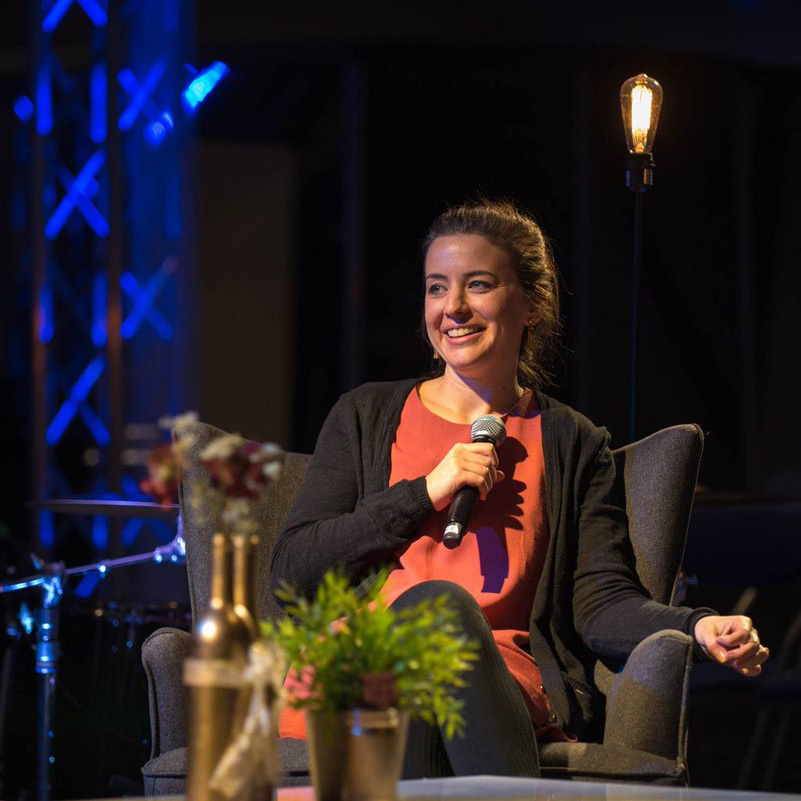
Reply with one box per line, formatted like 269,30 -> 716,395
432,351 -> 440,360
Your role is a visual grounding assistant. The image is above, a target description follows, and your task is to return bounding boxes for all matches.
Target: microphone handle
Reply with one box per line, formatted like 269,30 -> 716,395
442,485 -> 479,549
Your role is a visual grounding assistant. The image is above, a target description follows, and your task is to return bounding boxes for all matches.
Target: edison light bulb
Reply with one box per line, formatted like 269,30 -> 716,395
620,73 -> 663,154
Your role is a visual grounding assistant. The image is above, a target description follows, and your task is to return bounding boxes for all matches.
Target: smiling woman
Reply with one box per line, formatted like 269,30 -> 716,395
270,198 -> 769,781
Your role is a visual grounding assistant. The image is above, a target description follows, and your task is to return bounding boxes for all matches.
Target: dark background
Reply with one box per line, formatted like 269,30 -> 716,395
190,1 -> 801,494
1,0 -> 800,797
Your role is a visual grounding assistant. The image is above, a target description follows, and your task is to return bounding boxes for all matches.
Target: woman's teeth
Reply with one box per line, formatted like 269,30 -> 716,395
446,326 -> 481,338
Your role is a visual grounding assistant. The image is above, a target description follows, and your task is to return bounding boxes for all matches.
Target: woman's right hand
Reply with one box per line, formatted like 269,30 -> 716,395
425,442 -> 505,511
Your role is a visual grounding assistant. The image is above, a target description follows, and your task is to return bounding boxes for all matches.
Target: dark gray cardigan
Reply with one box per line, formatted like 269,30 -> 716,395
270,378 -> 713,739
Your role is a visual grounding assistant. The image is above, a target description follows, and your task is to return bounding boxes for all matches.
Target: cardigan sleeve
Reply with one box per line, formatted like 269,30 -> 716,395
269,393 -> 434,599
571,431 -> 715,660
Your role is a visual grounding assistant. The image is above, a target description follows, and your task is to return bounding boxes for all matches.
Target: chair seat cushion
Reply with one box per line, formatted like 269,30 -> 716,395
142,747 -> 188,796
143,740 -> 684,792
539,742 -> 686,785
142,738 -> 311,795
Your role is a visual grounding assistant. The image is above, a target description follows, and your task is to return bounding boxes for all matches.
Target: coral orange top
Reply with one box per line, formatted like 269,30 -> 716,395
279,386 -> 572,742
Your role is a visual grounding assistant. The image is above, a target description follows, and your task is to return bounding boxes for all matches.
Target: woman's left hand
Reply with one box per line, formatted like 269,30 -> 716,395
693,615 -> 769,676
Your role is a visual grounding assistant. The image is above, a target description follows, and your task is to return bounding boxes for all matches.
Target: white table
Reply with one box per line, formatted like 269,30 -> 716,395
275,775 -> 801,801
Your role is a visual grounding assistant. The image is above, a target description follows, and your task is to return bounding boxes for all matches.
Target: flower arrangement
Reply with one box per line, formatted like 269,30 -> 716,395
265,570 -> 479,738
140,443 -> 181,507
140,412 -> 284,535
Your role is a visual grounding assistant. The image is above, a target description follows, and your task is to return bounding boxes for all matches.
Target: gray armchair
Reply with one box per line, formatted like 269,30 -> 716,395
141,420 -> 704,793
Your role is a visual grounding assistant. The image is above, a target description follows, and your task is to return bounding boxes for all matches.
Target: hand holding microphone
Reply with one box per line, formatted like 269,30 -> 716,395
424,415 -> 507,549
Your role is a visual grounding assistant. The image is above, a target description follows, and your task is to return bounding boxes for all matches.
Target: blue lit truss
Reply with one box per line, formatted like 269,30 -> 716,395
118,61 -> 166,131
27,1 -> 227,569
24,1 -> 194,566
120,260 -> 176,340
43,0 -> 108,32
46,152 -> 109,238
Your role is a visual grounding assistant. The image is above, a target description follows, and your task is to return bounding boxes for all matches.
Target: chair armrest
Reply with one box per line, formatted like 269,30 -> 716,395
141,627 -> 193,760
603,629 -> 693,761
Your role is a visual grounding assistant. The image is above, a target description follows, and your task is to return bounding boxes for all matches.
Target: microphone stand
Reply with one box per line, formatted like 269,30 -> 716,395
0,532 -> 185,801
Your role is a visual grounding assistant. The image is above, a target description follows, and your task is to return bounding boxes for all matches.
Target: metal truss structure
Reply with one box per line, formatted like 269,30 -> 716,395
21,0 -> 205,575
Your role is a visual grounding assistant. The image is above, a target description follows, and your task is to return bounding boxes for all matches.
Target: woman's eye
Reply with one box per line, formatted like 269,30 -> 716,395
468,280 -> 492,290
426,283 -> 445,295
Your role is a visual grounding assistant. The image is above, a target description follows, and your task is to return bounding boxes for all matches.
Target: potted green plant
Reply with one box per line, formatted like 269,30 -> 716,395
264,570 -> 478,801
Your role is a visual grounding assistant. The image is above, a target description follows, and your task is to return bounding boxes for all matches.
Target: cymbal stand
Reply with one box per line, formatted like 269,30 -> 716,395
32,557 -> 62,801
0,603 -> 25,798
0,533 -> 185,801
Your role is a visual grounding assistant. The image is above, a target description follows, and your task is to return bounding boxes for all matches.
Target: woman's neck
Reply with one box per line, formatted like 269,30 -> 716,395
420,369 -> 525,424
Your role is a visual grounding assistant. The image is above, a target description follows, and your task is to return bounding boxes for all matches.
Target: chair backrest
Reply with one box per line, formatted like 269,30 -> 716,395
613,424 -> 704,605
177,420 -> 310,624
593,423 -> 704,697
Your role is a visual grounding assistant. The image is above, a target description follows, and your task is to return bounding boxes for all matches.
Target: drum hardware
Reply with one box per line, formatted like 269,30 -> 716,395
0,515 -> 185,801
28,498 -> 178,520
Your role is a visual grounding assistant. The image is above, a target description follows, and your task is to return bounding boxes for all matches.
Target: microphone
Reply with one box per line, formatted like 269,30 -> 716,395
442,415 -> 506,549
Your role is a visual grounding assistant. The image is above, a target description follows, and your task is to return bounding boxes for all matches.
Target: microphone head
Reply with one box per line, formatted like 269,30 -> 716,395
470,415 -> 506,447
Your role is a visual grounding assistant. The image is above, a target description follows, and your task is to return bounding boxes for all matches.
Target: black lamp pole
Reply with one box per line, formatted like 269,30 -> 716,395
625,151 -> 654,443
620,72 -> 662,443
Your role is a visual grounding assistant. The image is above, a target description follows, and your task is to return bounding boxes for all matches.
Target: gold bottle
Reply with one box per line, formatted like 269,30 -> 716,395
232,534 -> 259,640
232,534 -> 259,732
186,534 -> 251,801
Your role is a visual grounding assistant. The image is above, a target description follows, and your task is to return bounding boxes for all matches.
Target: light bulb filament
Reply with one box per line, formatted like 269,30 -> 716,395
630,84 -> 653,154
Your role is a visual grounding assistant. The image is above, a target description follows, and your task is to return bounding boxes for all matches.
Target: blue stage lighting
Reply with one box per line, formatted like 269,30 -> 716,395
75,571 -> 102,598
36,65 -> 52,135
120,265 -> 175,340
92,516 -> 108,548
46,357 -> 106,444
92,272 -> 107,346
14,96 -> 34,122
39,284 -> 54,343
78,0 -> 108,26
45,151 -> 109,238
90,63 -> 106,143
166,170 -> 182,238
19,603 -> 35,636
182,61 -> 228,111
77,402 -> 110,444
43,0 -> 108,32
144,110 -> 175,146
122,475 -> 141,496
40,511 -> 55,549
122,519 -> 143,547
43,0 -> 73,32
118,61 -> 165,131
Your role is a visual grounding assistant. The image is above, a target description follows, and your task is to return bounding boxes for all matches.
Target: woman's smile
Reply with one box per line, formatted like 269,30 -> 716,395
444,325 -> 485,341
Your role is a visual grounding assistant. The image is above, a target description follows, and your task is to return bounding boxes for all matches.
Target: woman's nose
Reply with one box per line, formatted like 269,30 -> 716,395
444,287 -> 469,317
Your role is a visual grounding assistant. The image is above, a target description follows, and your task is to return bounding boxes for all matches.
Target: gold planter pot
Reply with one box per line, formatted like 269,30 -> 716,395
306,708 -> 409,801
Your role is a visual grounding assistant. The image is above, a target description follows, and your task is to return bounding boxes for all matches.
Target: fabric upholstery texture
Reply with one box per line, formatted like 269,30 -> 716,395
538,742 -> 686,784
142,627 -> 192,758
141,421 -> 703,791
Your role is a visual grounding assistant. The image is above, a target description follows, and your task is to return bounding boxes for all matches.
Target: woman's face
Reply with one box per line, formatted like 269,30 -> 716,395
424,234 -> 533,381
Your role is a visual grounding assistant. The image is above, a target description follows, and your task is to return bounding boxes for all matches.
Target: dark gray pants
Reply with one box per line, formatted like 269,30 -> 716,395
390,580 -> 540,779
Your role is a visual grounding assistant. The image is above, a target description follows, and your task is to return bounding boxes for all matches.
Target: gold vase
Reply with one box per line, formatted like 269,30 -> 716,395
306,708 -> 409,801
185,533 -> 251,801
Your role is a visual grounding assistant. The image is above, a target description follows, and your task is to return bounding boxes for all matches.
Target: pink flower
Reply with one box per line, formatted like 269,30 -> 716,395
284,665 -> 319,703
